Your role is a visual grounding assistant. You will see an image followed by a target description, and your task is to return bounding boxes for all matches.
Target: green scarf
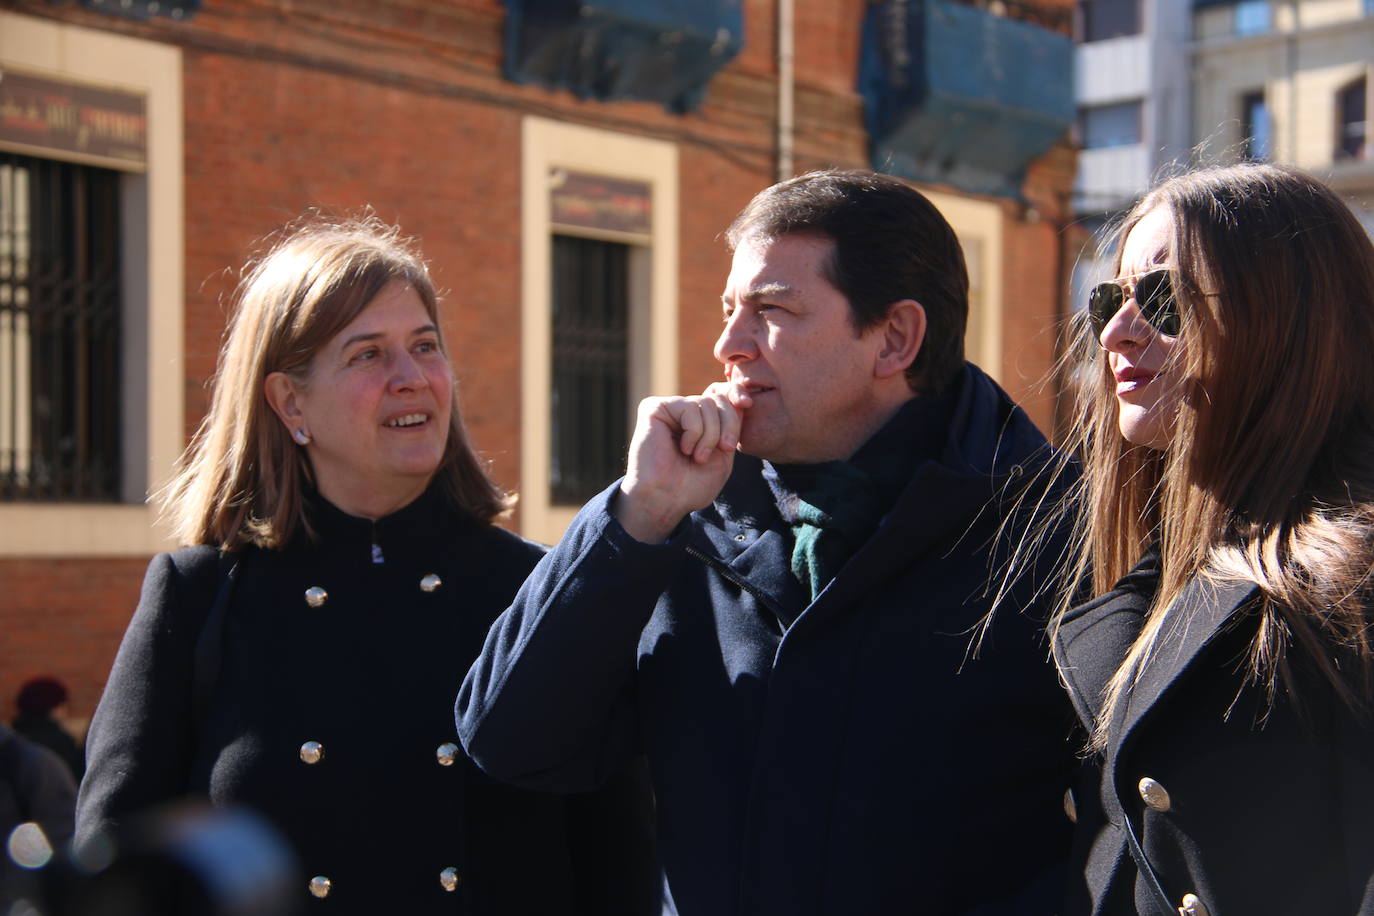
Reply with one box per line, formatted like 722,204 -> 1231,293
763,388 -> 958,606
766,461 -> 885,602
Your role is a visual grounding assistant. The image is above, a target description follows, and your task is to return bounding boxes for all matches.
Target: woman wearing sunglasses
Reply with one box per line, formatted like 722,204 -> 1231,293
1053,163 -> 1374,915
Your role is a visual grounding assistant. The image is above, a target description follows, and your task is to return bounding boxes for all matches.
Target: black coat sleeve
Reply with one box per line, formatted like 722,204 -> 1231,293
75,549 -> 217,846
456,485 -> 686,792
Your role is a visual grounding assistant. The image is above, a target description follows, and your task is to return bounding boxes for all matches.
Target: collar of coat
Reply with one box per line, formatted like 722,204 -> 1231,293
297,480 -> 485,561
683,362 -> 1067,629
1054,557 -> 1262,756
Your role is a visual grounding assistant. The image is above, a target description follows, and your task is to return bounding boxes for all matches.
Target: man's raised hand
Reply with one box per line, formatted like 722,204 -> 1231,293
612,384 -> 747,543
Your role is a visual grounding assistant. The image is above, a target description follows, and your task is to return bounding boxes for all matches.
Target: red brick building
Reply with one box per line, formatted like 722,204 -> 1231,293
0,0 -> 1077,732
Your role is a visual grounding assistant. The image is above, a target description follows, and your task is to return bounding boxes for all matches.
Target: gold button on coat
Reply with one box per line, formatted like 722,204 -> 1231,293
1138,776 -> 1172,811
309,876 -> 332,898
439,867 -> 460,891
436,742 -> 460,766
1178,892 -> 1209,916
299,741 -> 324,765
1062,787 -> 1077,823
304,586 -> 328,608
420,573 -> 443,593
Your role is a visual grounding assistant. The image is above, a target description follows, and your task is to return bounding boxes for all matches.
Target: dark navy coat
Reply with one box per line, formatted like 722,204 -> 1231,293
78,487 -> 657,915
458,364 -> 1077,916
1055,552 -> 1374,915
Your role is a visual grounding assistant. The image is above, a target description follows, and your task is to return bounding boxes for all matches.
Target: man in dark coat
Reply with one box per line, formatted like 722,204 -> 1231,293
457,169 -> 1076,915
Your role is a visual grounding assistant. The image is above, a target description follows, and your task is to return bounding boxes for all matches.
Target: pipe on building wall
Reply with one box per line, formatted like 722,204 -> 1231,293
777,0 -> 795,181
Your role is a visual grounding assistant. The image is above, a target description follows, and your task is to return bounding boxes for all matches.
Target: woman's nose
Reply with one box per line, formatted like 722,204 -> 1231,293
389,352 -> 429,390
1098,296 -> 1149,353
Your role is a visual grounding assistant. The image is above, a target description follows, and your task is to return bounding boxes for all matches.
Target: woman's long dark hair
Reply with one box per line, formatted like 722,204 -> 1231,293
1057,164 -> 1374,746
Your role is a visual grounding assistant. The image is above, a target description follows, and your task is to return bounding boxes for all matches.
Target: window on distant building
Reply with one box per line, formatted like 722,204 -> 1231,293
549,234 -> 632,506
0,154 -> 123,501
1078,101 -> 1143,149
1079,0 -> 1141,41
1241,90 -> 1272,160
1337,78 -> 1368,161
1234,0 -> 1271,34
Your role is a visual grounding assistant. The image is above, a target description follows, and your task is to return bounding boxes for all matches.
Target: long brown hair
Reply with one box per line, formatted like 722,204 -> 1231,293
160,215 -> 512,550
1058,164 -> 1374,746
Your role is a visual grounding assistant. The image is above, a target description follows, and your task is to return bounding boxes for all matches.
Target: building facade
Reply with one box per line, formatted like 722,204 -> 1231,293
1193,0 -> 1373,232
1073,0 -> 1193,216
0,0 -> 1076,727
1071,0 -> 1373,308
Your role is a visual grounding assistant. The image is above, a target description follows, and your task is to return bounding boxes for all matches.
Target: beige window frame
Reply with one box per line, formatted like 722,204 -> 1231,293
923,190 -> 1003,381
519,117 -> 678,543
0,12 -> 183,556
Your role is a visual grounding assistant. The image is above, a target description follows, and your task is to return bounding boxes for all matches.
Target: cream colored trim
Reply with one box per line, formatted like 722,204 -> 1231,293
520,117 -> 679,544
0,12 -> 183,557
922,190 -> 1003,383
0,139 -> 146,175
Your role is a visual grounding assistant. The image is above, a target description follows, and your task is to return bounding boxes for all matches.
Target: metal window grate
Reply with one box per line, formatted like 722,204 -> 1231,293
0,152 -> 123,501
550,234 -> 630,506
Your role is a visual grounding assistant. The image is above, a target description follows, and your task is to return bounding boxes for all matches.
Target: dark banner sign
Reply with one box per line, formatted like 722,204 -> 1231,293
0,69 -> 147,169
550,169 -> 651,237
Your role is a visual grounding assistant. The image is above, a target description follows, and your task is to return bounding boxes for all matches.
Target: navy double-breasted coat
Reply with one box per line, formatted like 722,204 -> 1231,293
1055,552 -> 1374,915
78,487 -> 657,915
458,364 -> 1078,916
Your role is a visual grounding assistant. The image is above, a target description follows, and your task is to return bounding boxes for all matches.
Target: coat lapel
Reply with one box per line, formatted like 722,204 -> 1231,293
793,460 -> 991,632
1113,575 -> 1261,753
1053,585 -> 1149,731
689,455 -> 808,619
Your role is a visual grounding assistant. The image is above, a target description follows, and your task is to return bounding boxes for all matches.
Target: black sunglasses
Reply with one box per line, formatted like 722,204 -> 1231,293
1088,269 -> 1180,337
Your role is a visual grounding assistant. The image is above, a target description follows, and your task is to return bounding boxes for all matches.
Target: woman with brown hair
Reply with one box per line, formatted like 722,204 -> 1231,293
1053,163 -> 1374,915
77,216 -> 655,914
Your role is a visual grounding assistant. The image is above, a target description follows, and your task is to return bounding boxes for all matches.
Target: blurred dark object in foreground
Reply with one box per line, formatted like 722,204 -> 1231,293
7,802 -> 300,916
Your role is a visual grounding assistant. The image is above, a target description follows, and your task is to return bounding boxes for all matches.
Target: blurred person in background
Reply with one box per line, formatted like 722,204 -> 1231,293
13,676 -> 84,783
1053,163 -> 1374,915
0,720 -> 75,908
77,216 -> 657,915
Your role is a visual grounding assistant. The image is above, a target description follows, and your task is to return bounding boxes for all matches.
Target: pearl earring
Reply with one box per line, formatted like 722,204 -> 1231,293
293,428 -> 312,446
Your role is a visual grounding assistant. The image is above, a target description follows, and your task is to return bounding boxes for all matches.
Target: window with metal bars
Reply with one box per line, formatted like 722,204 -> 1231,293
549,234 -> 631,506
0,152 -> 123,501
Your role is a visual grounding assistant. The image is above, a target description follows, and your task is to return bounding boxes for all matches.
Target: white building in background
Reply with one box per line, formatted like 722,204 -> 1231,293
1071,0 -> 1373,308
1070,0 -> 1194,311
1074,0 -> 1194,216
1192,0 -> 1373,234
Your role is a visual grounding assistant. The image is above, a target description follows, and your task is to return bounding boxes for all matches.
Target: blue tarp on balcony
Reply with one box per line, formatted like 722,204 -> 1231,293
503,0 -> 744,113
859,0 -> 1073,198
48,0 -> 200,20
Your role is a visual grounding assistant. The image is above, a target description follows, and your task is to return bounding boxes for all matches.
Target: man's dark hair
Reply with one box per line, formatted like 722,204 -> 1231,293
725,169 -> 969,393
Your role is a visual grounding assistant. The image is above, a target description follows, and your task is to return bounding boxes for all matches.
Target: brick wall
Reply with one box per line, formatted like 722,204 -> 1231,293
0,558 -> 147,731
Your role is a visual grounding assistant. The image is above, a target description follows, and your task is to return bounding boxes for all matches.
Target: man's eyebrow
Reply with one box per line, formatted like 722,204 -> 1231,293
339,324 -> 438,349
721,283 -> 798,306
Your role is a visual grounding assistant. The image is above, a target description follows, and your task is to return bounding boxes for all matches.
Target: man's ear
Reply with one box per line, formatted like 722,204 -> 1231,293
874,299 -> 926,380
264,372 -> 304,433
